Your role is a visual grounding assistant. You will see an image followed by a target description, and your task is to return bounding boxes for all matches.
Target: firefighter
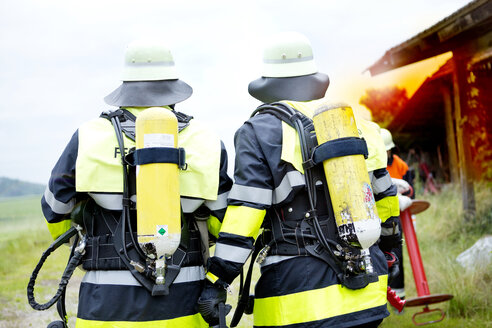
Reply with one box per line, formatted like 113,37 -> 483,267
198,32 -> 401,328
381,128 -> 414,301
41,38 -> 232,327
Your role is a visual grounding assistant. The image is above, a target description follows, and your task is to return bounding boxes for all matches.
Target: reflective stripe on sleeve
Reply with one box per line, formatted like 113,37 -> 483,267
207,216 -> 222,238
220,205 -> 266,238
205,191 -> 229,211
82,267 -> 204,286
371,172 -> 392,194
214,243 -> 252,264
376,195 -> 400,222
272,170 -> 305,204
205,271 -> 219,284
46,219 -> 72,240
43,187 -> 75,214
228,184 -> 272,206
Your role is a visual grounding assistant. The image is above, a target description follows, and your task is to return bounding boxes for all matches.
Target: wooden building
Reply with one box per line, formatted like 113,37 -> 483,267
367,0 -> 492,217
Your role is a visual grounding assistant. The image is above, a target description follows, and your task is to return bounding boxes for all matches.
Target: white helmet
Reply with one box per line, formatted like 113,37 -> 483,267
380,128 -> 396,151
261,31 -> 318,78
104,39 -> 192,107
121,39 -> 179,81
248,31 -> 329,103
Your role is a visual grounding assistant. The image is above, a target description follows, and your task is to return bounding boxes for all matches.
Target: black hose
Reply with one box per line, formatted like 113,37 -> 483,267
27,228 -> 82,311
110,114 -> 146,261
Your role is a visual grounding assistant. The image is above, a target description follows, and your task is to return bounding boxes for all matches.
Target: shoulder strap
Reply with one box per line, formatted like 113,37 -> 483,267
100,108 -> 193,142
252,102 -> 318,205
251,102 -> 312,129
100,108 -> 137,141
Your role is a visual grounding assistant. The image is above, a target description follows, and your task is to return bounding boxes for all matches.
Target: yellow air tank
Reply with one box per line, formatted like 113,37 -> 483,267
135,107 -> 181,285
312,103 -> 381,250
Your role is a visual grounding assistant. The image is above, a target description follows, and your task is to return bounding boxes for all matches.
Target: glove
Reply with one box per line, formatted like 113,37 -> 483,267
398,194 -> 412,212
197,280 -> 232,326
391,178 -> 410,194
379,233 -> 400,254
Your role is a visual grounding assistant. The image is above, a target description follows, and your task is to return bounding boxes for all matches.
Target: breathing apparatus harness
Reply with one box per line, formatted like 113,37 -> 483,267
231,102 -> 378,327
27,108 -> 195,327
103,108 -> 191,296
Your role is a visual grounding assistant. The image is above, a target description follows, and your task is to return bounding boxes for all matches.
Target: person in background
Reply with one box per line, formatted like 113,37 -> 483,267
380,128 -> 413,301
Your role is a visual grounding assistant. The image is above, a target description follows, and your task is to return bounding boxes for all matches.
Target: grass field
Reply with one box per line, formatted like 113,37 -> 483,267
0,183 -> 491,327
0,195 -> 82,328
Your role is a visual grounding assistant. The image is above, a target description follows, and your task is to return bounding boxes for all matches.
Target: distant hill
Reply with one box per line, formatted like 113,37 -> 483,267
0,177 -> 45,198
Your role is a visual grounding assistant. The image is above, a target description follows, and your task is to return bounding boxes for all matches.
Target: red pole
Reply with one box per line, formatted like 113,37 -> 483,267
400,208 -> 430,297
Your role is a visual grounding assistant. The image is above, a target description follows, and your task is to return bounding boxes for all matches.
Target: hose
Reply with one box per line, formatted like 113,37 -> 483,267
27,227 -> 84,311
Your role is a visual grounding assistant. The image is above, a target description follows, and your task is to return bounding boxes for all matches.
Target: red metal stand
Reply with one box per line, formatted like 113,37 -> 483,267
401,200 -> 453,325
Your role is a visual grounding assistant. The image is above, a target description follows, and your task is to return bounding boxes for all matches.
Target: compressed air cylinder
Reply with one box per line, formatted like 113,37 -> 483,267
135,107 -> 181,278
313,103 -> 381,249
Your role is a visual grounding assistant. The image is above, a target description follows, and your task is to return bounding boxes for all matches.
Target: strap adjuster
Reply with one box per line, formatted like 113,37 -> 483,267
302,158 -> 317,170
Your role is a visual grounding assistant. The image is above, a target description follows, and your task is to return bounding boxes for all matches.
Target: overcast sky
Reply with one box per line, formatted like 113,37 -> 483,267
0,0 -> 471,184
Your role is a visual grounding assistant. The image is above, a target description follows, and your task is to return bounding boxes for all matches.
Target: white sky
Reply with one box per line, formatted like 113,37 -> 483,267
0,0 -> 471,184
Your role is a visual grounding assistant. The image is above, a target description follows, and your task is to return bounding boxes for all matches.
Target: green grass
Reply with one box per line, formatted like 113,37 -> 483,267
0,195 -> 81,327
380,182 -> 492,328
1,184 -> 491,327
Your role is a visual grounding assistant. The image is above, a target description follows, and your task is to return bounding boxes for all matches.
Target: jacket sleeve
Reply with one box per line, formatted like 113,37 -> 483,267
370,167 -> 401,252
204,141 -> 233,240
41,130 -> 79,239
207,122 -> 270,285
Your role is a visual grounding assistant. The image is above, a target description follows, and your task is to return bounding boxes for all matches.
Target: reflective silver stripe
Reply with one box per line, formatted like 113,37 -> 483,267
264,55 -> 314,64
205,191 -> 229,211
228,184 -> 272,206
82,270 -> 140,286
371,172 -> 393,194
174,266 -> 205,284
181,198 -> 205,213
214,243 -> 252,264
82,266 -> 205,286
381,225 -> 400,236
260,255 -> 304,267
89,193 -> 123,210
43,187 -> 75,214
89,193 -> 207,213
272,171 -> 305,204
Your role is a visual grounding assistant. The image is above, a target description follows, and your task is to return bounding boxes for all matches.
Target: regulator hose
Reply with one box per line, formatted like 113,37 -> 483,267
27,226 -> 85,311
